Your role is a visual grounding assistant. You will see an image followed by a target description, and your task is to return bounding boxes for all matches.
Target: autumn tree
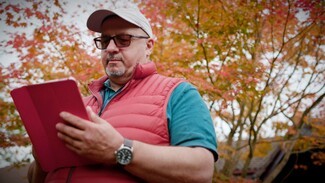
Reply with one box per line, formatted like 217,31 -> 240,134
1,0 -> 324,182
0,0 -> 135,166
139,0 -> 324,182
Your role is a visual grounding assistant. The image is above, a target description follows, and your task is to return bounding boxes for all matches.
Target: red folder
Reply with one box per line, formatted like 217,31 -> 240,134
10,79 -> 95,171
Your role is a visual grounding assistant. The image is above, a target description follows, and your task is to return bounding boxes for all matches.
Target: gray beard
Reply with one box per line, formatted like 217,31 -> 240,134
106,68 -> 125,77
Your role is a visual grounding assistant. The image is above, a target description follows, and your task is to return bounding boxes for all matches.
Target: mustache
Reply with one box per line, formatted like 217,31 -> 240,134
106,55 -> 122,63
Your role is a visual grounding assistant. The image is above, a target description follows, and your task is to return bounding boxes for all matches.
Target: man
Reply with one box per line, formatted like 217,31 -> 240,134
28,6 -> 217,183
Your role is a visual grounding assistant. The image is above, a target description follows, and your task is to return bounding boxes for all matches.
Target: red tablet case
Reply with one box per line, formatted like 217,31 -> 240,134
10,79 -> 94,171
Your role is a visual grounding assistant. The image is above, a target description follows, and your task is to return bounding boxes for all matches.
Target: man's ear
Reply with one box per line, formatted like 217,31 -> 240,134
145,38 -> 154,57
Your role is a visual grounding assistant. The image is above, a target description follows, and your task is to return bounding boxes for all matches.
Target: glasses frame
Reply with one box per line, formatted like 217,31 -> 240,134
93,34 -> 149,50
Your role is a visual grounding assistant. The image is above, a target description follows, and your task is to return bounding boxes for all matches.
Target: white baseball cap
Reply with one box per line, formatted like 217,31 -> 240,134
87,7 -> 153,38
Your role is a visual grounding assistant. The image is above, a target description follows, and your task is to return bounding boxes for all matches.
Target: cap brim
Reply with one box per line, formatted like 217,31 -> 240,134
87,9 -> 115,33
87,8 -> 153,38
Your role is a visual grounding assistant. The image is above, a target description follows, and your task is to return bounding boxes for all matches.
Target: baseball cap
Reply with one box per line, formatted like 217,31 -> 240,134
87,7 -> 153,38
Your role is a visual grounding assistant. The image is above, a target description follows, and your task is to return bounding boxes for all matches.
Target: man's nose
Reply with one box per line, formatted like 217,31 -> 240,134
105,39 -> 119,52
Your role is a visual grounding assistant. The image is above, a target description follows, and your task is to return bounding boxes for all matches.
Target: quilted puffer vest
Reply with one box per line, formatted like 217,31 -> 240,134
45,62 -> 184,183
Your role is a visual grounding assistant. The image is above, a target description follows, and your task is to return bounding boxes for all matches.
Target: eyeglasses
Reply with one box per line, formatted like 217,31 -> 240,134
94,34 -> 149,49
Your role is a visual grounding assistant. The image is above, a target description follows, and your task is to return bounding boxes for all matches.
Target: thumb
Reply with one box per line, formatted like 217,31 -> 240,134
86,106 -> 105,124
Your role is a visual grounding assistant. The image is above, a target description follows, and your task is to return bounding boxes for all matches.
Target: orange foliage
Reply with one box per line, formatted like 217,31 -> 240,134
139,0 -> 324,180
0,1 -> 104,151
0,1 -> 324,180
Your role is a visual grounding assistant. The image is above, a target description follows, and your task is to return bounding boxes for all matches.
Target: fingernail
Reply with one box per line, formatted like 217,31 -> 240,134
60,112 -> 68,118
86,106 -> 92,112
55,123 -> 62,129
57,132 -> 63,139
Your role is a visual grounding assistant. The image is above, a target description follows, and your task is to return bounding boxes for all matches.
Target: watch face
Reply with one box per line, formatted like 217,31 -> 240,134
116,148 -> 133,165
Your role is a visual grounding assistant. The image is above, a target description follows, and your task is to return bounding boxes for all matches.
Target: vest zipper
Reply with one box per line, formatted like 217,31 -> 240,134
97,80 -> 132,117
66,166 -> 75,183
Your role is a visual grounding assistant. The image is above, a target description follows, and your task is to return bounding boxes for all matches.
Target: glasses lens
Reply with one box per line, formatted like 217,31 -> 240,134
94,35 -> 135,49
101,37 -> 110,49
94,37 -> 105,50
115,35 -> 132,47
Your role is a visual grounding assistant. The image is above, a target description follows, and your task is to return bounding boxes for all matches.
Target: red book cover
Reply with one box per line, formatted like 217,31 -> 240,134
10,79 -> 95,171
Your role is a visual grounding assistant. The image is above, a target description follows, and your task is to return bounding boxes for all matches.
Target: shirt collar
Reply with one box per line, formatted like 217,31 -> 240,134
103,79 -> 111,89
103,79 -> 124,92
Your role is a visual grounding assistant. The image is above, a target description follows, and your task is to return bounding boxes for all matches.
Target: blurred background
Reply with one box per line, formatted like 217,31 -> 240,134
0,0 -> 324,182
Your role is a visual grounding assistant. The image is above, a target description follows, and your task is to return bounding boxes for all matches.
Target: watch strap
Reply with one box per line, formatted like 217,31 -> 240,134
124,138 -> 133,149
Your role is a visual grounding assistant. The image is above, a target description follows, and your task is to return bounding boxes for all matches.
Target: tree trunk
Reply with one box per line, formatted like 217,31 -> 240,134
263,140 -> 296,183
241,141 -> 254,177
221,129 -> 236,176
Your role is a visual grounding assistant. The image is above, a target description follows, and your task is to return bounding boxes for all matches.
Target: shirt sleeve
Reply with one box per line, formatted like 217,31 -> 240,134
167,82 -> 218,161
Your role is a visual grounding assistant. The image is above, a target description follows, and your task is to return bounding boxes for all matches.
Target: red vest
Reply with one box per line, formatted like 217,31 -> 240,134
45,62 -> 183,183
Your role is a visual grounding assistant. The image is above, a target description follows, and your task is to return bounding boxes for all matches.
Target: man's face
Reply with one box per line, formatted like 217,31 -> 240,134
100,16 -> 153,84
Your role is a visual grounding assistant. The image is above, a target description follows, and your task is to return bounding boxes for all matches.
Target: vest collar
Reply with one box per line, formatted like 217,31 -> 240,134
133,61 -> 157,80
89,61 -> 157,92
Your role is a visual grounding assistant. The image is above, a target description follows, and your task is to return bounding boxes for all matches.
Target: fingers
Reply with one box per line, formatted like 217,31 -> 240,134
86,106 -> 105,124
57,131 -> 83,151
86,106 -> 95,120
56,122 -> 84,140
59,111 -> 87,130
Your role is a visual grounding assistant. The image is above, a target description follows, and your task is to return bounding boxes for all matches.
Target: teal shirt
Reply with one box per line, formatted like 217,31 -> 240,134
167,82 -> 218,160
101,81 -> 218,160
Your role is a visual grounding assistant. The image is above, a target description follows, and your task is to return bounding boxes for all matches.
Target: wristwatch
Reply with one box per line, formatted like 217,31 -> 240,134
115,138 -> 133,165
